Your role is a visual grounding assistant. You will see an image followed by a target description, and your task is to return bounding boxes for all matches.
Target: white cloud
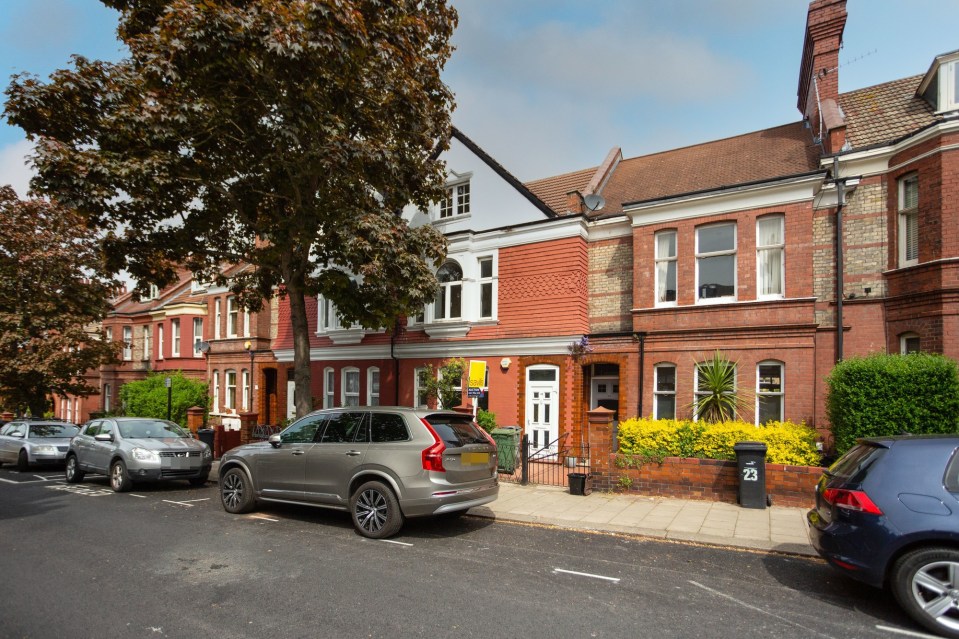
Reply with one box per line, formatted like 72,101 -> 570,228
0,139 -> 34,197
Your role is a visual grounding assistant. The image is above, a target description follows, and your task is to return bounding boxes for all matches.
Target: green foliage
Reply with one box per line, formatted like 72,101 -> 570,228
422,358 -> 466,409
691,351 -> 751,423
617,416 -> 821,466
118,372 -> 209,428
827,353 -> 959,456
0,188 -> 119,416
4,0 -> 458,418
476,409 -> 497,432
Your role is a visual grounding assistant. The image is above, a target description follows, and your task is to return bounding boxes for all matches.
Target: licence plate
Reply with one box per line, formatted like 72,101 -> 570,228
461,452 -> 489,466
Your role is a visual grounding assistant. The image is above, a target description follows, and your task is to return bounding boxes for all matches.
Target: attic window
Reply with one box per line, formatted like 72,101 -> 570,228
438,180 -> 470,219
918,52 -> 959,114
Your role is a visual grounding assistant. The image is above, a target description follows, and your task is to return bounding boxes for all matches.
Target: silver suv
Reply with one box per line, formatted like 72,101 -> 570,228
218,407 -> 499,538
66,417 -> 213,491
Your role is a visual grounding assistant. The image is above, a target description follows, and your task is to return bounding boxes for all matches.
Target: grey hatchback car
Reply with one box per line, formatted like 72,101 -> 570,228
66,417 -> 212,492
218,407 -> 499,538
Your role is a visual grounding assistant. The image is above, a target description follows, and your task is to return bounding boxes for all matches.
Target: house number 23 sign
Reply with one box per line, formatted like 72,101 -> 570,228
742,467 -> 759,481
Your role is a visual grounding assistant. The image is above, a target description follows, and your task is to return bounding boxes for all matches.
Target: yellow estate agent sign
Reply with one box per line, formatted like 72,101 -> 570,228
468,360 -> 487,392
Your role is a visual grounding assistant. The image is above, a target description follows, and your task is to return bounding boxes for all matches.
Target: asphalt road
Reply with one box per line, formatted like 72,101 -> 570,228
0,466 -> 937,639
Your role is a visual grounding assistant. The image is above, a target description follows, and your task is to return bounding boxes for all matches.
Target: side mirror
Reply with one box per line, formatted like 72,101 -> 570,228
268,434 -> 282,449
94,433 -> 114,442
11,432 -> 24,439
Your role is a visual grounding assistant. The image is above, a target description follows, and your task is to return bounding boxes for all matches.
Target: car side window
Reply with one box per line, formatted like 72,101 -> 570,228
281,414 -> 325,444
0,424 -> 11,436
319,413 -> 366,443
84,421 -> 101,437
944,447 -> 959,493
8,423 -> 25,437
99,421 -> 114,437
370,413 -> 410,443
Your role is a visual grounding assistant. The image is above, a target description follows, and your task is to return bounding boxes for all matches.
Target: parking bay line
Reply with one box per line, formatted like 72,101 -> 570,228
553,568 -> 620,583
249,515 -> 279,522
0,477 -> 64,485
162,498 -> 210,507
876,625 -> 943,638
380,539 -> 413,547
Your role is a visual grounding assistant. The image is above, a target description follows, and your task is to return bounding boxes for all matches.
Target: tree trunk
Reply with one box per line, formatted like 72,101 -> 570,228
286,282 -> 314,418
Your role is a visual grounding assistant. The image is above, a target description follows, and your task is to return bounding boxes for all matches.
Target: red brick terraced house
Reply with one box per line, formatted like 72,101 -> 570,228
523,0 -> 959,442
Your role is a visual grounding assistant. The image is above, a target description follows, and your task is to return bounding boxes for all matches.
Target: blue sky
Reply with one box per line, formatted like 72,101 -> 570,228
1,0 -> 958,194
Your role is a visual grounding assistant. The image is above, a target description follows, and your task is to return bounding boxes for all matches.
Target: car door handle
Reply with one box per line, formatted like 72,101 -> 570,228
345,450 -> 361,457
291,449 -> 305,456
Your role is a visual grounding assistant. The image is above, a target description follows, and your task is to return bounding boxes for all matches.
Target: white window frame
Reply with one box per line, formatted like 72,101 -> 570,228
756,361 -> 784,425
105,327 -> 113,343
414,367 -> 431,409
653,363 -> 677,420
212,371 -> 220,412
122,327 -> 132,361
157,324 -> 164,360
898,173 -> 919,268
938,59 -> 959,112
433,260 -> 463,321
654,230 -> 678,307
243,310 -> 251,337
324,367 -> 335,409
171,319 -> 181,357
193,318 -> 204,357
103,384 -> 112,413
214,299 -> 222,339
438,179 -> 470,220
142,326 -> 151,361
900,332 -> 921,355
695,223 -> 737,304
342,367 -> 360,407
367,367 -> 380,406
224,370 -> 237,410
478,255 -> 496,319
756,215 -> 785,299
242,369 -> 250,411
227,296 -> 239,338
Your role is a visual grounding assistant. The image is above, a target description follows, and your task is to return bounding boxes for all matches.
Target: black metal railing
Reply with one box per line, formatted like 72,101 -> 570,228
250,424 -> 282,441
496,433 -> 590,488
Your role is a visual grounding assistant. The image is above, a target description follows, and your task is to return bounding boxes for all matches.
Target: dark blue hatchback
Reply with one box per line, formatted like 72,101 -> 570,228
808,435 -> 959,638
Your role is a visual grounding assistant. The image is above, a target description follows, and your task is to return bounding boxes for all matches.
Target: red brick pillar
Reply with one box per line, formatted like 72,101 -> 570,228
239,412 -> 258,446
587,407 -> 615,491
1,411 -> 13,423
186,406 -> 205,435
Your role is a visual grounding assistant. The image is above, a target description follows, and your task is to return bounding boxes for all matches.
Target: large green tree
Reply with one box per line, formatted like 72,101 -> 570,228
0,187 -> 119,416
4,0 -> 455,417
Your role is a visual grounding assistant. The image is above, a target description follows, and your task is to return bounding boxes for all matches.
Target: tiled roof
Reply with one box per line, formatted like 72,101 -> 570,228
839,75 -> 939,149
525,166 -> 599,215
596,122 -> 822,213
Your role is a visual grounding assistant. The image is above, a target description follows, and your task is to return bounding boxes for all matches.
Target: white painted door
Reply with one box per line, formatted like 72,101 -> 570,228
286,380 -> 296,419
526,365 -> 559,455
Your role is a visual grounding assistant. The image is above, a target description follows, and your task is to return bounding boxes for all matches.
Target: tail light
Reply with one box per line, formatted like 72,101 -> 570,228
822,488 -> 883,515
420,419 -> 446,472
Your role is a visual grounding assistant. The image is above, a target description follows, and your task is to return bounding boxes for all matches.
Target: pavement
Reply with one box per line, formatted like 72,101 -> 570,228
209,460 -> 815,557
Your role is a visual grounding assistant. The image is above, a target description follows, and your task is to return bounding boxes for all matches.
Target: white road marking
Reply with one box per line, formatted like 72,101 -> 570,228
249,515 -> 279,522
553,568 -> 620,583
46,484 -> 113,496
162,498 -> 210,507
0,477 -> 18,484
876,625 -> 943,638
689,581 -> 836,639
380,539 -> 413,547
129,494 -> 147,498
33,474 -> 61,480
4,478 -> 65,485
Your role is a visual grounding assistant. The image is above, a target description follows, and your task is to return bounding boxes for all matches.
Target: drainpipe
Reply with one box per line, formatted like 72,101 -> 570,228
834,156 -> 844,363
635,332 -> 647,416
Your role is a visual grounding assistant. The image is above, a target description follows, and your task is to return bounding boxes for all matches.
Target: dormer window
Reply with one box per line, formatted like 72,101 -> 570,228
438,180 -> 470,220
918,51 -> 959,114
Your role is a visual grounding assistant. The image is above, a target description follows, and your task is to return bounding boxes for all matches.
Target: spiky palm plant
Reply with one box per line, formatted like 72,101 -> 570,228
692,351 -> 749,423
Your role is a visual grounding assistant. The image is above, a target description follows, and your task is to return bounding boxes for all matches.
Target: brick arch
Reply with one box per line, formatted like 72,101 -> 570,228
517,356 -> 569,442
573,353 -> 631,443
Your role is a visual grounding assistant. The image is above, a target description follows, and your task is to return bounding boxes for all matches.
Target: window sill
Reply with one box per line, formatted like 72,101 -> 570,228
324,328 -> 366,345
423,321 -> 472,339
432,213 -> 472,226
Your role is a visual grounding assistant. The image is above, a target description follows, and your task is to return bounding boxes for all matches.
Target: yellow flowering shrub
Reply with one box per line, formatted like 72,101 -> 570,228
617,417 -> 820,466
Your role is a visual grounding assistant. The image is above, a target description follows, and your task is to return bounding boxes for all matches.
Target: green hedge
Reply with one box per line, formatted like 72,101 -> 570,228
827,353 -> 959,456
617,417 -> 821,466
118,371 -> 209,428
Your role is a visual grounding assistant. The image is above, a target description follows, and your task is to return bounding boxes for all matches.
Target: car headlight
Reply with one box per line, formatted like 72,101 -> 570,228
32,445 -> 57,454
202,446 -> 212,459
131,448 -> 160,462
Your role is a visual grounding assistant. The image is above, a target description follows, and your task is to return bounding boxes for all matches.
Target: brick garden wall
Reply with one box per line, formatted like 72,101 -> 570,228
595,455 -> 823,508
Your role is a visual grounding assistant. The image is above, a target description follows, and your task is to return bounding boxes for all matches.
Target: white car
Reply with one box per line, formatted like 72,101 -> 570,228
0,420 -> 80,471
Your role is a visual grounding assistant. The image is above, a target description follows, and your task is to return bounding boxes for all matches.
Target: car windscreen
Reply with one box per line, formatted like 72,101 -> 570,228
118,420 -> 189,439
28,424 -> 79,438
424,415 -> 489,447
827,443 -> 884,483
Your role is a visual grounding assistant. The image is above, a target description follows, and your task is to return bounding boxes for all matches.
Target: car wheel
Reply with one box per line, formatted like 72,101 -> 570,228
17,450 -> 29,472
109,459 -> 132,493
892,547 -> 959,638
350,480 -> 404,539
220,468 -> 255,514
65,455 -> 85,483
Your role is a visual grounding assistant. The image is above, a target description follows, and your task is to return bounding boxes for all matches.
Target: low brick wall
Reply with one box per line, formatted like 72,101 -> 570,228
595,455 -> 823,508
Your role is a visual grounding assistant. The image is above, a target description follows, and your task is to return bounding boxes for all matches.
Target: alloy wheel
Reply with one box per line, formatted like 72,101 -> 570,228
222,472 -> 245,511
354,488 -> 388,534
910,560 -> 959,633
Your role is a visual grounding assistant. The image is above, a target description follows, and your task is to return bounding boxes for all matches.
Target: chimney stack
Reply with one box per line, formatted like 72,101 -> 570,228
797,0 -> 847,153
